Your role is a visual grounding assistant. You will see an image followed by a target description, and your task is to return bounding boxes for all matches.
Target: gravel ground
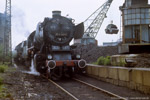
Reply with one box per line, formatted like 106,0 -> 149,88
74,44 -> 118,63
1,66 -> 72,100
75,74 -> 150,100
135,54 -> 150,68
1,65 -> 150,100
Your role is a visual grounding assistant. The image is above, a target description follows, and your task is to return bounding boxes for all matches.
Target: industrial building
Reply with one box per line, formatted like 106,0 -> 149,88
119,0 -> 150,53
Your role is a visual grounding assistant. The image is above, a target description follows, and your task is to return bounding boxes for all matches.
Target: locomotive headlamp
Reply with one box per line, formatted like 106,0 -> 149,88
76,55 -> 81,59
48,54 -> 52,59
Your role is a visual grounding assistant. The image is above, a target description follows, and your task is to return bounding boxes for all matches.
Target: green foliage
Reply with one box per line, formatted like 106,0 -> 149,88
0,77 -> 3,85
0,44 -> 12,63
93,56 -> 126,67
0,85 -> 11,99
0,65 -> 8,73
104,57 -> 111,66
97,56 -> 105,65
0,63 -> 11,99
106,56 -> 110,59
92,56 -> 111,66
0,45 -> 3,62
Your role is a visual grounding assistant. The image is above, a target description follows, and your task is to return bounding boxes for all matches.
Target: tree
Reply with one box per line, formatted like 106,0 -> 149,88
0,44 -> 3,62
0,44 -> 11,63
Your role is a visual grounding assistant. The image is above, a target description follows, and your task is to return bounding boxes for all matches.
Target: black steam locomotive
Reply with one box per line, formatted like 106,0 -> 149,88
13,11 -> 86,80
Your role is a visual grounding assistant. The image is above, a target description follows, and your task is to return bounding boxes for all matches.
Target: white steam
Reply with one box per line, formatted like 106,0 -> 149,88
23,59 -> 40,76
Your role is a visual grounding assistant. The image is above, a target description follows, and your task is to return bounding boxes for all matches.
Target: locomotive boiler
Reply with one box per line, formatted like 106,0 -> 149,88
26,11 -> 86,80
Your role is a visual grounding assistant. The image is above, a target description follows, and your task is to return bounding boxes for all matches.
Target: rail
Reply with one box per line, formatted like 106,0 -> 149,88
73,78 -> 127,100
42,75 -> 127,100
42,75 -> 79,100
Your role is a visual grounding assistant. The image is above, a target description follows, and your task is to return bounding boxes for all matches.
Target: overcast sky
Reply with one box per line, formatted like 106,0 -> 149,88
1,0 -> 148,49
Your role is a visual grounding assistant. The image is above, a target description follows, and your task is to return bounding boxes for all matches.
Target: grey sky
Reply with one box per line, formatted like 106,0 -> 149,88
0,0 -> 149,49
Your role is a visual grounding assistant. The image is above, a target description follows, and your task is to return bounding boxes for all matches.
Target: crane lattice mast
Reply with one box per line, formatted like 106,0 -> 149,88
84,0 -> 113,38
4,0 -> 11,56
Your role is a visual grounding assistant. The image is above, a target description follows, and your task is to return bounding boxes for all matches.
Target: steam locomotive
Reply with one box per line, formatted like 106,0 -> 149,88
13,11 -> 86,80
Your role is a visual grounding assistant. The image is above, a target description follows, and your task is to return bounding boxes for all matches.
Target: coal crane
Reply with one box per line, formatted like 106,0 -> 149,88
74,0 -> 118,45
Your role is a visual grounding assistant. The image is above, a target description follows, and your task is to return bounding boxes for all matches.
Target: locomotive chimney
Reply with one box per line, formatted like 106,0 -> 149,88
52,11 -> 61,17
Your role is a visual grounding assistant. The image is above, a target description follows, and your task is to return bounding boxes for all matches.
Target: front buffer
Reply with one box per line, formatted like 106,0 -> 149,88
45,59 -> 86,80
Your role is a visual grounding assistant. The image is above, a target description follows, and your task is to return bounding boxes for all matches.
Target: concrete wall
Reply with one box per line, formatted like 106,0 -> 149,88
86,64 -> 150,94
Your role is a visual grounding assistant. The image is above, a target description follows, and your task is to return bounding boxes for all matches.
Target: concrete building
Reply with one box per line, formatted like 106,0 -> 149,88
119,0 -> 150,53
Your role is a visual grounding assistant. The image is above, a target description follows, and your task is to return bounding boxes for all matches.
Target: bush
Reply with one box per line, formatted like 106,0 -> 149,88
104,57 -> 111,66
0,65 -> 8,73
0,45 -> 3,62
0,84 -> 11,99
106,56 -> 110,59
93,56 -> 126,67
0,44 -> 12,63
92,56 -> 111,66
0,77 -> 3,85
97,56 -> 105,65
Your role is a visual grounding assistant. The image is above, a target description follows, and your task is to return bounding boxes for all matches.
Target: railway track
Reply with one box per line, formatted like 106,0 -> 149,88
13,64 -> 149,100
43,75 -> 127,100
73,78 -> 127,100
